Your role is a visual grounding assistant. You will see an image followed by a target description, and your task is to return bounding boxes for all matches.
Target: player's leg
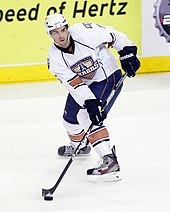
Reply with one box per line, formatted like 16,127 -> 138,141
58,93 -> 91,157
86,69 -> 122,180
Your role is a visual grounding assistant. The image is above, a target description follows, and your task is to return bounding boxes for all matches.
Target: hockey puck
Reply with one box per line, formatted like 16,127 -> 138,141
44,196 -> 53,201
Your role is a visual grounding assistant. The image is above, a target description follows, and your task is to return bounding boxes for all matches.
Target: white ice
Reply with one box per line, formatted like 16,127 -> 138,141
0,72 -> 170,212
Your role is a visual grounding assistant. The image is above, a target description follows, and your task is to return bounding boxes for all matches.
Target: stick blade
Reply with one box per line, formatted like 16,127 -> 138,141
42,188 -> 52,197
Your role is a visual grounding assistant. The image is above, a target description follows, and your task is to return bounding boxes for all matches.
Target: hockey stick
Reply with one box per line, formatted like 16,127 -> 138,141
42,72 -> 127,198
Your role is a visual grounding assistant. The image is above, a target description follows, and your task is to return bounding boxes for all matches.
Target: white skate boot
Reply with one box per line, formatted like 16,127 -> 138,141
87,146 -> 121,182
58,143 -> 91,157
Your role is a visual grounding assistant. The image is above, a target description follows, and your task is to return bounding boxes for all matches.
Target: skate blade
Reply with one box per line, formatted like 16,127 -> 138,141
87,171 -> 121,182
57,152 -> 91,158
75,152 -> 91,157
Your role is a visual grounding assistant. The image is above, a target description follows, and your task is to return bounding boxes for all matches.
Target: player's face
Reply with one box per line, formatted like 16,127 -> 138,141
50,26 -> 70,48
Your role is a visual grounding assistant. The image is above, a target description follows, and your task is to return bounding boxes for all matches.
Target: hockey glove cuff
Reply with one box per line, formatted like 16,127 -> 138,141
84,99 -> 107,126
118,46 -> 140,77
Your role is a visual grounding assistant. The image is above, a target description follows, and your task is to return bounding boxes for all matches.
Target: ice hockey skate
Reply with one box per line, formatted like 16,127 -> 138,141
87,149 -> 121,182
58,143 -> 91,157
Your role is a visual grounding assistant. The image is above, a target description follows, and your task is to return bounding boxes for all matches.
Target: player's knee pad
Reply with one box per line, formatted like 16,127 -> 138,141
77,108 -> 91,131
63,119 -> 83,135
63,119 -> 87,148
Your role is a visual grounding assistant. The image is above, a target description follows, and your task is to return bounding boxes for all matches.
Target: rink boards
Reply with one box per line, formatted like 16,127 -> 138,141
0,56 -> 170,83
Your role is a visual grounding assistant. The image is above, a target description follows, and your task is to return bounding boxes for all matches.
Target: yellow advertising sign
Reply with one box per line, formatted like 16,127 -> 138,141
0,0 -> 142,82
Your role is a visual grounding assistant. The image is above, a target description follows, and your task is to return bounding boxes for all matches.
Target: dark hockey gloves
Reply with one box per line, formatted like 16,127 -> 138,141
118,46 -> 140,77
84,99 -> 107,125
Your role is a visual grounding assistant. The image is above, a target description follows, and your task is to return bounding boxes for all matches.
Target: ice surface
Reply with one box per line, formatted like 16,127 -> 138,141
0,73 -> 170,212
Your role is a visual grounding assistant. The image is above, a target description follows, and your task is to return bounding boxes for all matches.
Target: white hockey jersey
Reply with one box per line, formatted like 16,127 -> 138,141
48,22 -> 133,107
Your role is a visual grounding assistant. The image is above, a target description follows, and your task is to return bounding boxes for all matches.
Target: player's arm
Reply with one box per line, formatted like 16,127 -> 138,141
48,56 -> 106,125
104,26 -> 141,77
66,75 -> 106,125
79,23 -> 140,77
48,54 -> 95,106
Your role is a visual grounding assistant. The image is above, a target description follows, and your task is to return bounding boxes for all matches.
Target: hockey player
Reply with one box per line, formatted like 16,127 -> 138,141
45,13 -> 140,181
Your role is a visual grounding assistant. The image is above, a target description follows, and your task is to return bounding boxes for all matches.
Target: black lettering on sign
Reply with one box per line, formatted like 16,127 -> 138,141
73,1 -> 87,18
117,2 -> 128,15
0,3 -> 40,22
73,0 -> 128,18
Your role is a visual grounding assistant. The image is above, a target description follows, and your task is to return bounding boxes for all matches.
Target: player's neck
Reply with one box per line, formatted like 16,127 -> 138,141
54,36 -> 75,54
